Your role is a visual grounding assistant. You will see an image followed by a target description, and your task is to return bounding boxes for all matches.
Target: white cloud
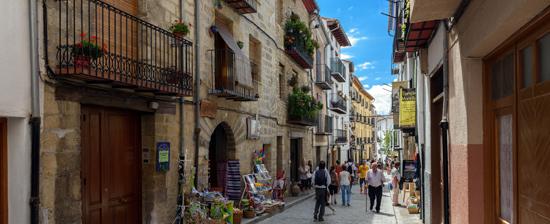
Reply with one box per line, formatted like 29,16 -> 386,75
358,76 -> 367,81
375,77 -> 382,81
349,28 -> 358,34
367,85 -> 392,115
340,53 -> 353,60
363,84 -> 370,89
347,6 -> 354,11
357,61 -> 375,70
347,35 -> 368,46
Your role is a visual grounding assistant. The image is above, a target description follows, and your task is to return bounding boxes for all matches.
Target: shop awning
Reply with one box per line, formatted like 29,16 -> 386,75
405,20 -> 438,52
213,25 -> 253,88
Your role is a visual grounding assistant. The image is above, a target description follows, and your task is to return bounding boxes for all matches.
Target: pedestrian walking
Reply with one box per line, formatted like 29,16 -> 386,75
391,162 -> 401,206
307,160 -> 314,190
339,164 -> 352,206
312,161 -> 331,222
328,166 -> 339,205
358,160 -> 369,194
346,160 -> 355,191
367,162 -> 385,213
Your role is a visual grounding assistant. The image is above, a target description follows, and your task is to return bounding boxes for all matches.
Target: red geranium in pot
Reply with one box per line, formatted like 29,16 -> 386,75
169,19 -> 191,38
72,32 -> 105,68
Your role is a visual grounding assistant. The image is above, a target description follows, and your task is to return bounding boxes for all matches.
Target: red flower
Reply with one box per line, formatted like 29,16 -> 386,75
91,35 -> 97,39
80,32 -> 86,38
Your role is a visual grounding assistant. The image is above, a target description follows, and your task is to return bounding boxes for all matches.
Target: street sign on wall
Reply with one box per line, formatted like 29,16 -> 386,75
391,81 -> 408,129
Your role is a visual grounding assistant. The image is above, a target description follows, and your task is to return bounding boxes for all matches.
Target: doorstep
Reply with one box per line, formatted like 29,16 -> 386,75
242,190 -> 316,224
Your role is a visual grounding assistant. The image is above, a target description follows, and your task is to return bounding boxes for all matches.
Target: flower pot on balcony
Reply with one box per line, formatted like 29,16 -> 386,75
74,55 -> 91,68
173,31 -> 187,38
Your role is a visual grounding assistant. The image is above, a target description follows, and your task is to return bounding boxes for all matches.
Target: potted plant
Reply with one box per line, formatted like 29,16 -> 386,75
288,88 -> 323,121
72,32 -> 105,67
169,19 -> 191,38
237,41 -> 244,49
284,13 -> 317,57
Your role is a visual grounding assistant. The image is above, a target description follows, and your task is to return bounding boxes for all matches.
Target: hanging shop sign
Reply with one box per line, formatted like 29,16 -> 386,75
156,142 -> 170,172
392,81 -> 408,129
200,100 -> 217,118
399,88 -> 416,128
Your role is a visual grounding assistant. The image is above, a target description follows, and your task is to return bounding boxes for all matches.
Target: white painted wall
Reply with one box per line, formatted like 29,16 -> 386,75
7,118 -> 31,224
0,1 -> 33,223
0,0 -> 31,118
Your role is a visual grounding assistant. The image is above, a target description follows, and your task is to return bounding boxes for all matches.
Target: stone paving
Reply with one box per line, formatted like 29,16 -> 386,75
257,184 -> 422,224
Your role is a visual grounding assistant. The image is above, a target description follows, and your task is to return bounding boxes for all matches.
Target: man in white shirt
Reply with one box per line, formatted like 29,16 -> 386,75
367,162 -> 385,213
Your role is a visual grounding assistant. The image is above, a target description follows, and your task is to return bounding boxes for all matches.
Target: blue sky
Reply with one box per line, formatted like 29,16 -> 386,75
317,0 -> 393,114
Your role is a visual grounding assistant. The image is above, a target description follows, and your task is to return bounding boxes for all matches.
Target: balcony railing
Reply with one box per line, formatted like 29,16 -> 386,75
330,93 -> 347,114
315,114 -> 333,135
208,49 -> 259,101
315,64 -> 333,90
224,0 -> 258,14
330,57 -> 346,82
288,112 -> 317,126
46,0 -> 193,96
334,129 -> 347,144
285,41 -> 313,69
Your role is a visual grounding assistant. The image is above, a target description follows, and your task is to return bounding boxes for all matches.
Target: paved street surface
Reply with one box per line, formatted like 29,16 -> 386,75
258,184 -> 422,224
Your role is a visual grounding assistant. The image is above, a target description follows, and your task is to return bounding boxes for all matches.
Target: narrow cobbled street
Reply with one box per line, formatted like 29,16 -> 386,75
258,184 -> 421,224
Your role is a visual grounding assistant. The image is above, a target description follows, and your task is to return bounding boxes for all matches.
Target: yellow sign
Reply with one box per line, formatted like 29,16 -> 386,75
399,88 -> 416,128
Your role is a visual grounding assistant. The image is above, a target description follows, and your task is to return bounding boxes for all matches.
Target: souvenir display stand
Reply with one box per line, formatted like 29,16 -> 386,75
240,164 -> 284,218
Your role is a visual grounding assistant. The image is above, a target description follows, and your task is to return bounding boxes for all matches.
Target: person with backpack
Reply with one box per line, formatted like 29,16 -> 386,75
312,161 -> 331,222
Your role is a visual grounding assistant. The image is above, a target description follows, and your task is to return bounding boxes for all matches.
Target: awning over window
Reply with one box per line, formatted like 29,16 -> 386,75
213,25 -> 253,88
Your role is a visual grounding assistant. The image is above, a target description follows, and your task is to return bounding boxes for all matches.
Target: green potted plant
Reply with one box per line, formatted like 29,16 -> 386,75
169,19 -> 191,38
288,87 -> 323,121
284,13 -> 317,57
72,32 -> 105,67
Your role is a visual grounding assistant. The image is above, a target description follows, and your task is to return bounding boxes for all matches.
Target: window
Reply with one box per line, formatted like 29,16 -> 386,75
279,64 -> 285,99
491,52 -> 515,100
249,36 -> 262,90
520,46 -> 534,88
497,114 -> 513,223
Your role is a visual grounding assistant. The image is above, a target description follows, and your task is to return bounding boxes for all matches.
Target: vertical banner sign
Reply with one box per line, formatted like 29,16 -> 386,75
156,142 -> 170,172
392,81 -> 408,129
399,88 -> 416,128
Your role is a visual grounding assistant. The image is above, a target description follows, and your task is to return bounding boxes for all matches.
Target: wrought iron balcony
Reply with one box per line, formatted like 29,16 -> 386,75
208,49 -> 259,101
288,112 -> 317,126
315,64 -> 333,90
45,0 -> 193,96
315,114 -> 333,135
330,93 -> 347,114
285,41 -> 314,69
334,129 -> 347,144
224,0 -> 258,14
330,57 -> 346,82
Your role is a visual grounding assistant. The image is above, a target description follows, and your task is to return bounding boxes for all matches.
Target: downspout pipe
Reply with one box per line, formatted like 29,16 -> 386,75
29,0 -> 41,223
176,2 -> 186,224
193,0 -> 200,188
440,20 -> 451,224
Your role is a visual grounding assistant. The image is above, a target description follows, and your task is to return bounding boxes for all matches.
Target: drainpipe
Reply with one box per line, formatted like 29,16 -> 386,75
175,2 -> 186,223
193,0 -> 201,188
29,0 -> 41,223
441,20 -> 451,224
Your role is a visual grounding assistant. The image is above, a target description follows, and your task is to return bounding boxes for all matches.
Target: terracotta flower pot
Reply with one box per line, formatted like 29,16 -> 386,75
173,31 -> 187,38
74,55 -> 91,68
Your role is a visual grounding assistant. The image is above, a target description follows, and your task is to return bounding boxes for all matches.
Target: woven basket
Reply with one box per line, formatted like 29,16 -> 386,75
408,207 -> 420,214
243,210 -> 255,219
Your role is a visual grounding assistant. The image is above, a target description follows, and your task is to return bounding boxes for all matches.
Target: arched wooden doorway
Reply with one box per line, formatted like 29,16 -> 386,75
208,122 -> 236,191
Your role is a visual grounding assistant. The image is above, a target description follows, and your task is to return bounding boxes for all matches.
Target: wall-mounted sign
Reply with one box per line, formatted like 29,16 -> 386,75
156,142 -> 170,172
392,81 -> 408,129
402,160 -> 416,181
247,117 -> 261,139
200,100 -> 217,118
399,88 -> 416,128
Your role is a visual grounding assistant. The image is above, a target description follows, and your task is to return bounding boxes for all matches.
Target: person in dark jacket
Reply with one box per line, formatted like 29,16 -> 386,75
312,161 -> 331,222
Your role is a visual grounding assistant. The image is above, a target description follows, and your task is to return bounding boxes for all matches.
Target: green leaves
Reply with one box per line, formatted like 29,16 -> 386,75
284,13 -> 316,56
288,87 -> 322,120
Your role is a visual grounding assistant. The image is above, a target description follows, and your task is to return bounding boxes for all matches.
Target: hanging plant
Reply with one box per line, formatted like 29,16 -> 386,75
287,74 -> 298,87
284,13 -> 316,56
288,88 -> 323,120
169,19 -> 191,37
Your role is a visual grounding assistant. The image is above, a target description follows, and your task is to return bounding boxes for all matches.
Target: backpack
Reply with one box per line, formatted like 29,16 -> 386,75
314,169 -> 327,186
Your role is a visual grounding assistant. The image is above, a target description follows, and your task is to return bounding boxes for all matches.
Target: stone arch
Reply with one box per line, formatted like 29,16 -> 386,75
207,122 -> 237,189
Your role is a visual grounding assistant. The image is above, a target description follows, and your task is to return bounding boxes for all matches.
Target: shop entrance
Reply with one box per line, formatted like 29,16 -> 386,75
290,138 -> 302,182
81,106 -> 141,224
208,123 -> 236,191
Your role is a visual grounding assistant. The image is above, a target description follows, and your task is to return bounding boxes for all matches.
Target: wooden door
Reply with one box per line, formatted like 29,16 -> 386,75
0,118 -> 7,224
81,106 -> 141,224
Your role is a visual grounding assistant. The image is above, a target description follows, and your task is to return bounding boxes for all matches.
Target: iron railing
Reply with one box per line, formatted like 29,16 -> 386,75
224,0 -> 258,14
334,129 -> 347,144
285,41 -> 314,69
315,114 -> 333,134
288,112 -> 317,126
208,49 -> 258,101
330,93 -> 347,113
315,64 -> 333,90
46,0 -> 193,96
330,57 -> 346,82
